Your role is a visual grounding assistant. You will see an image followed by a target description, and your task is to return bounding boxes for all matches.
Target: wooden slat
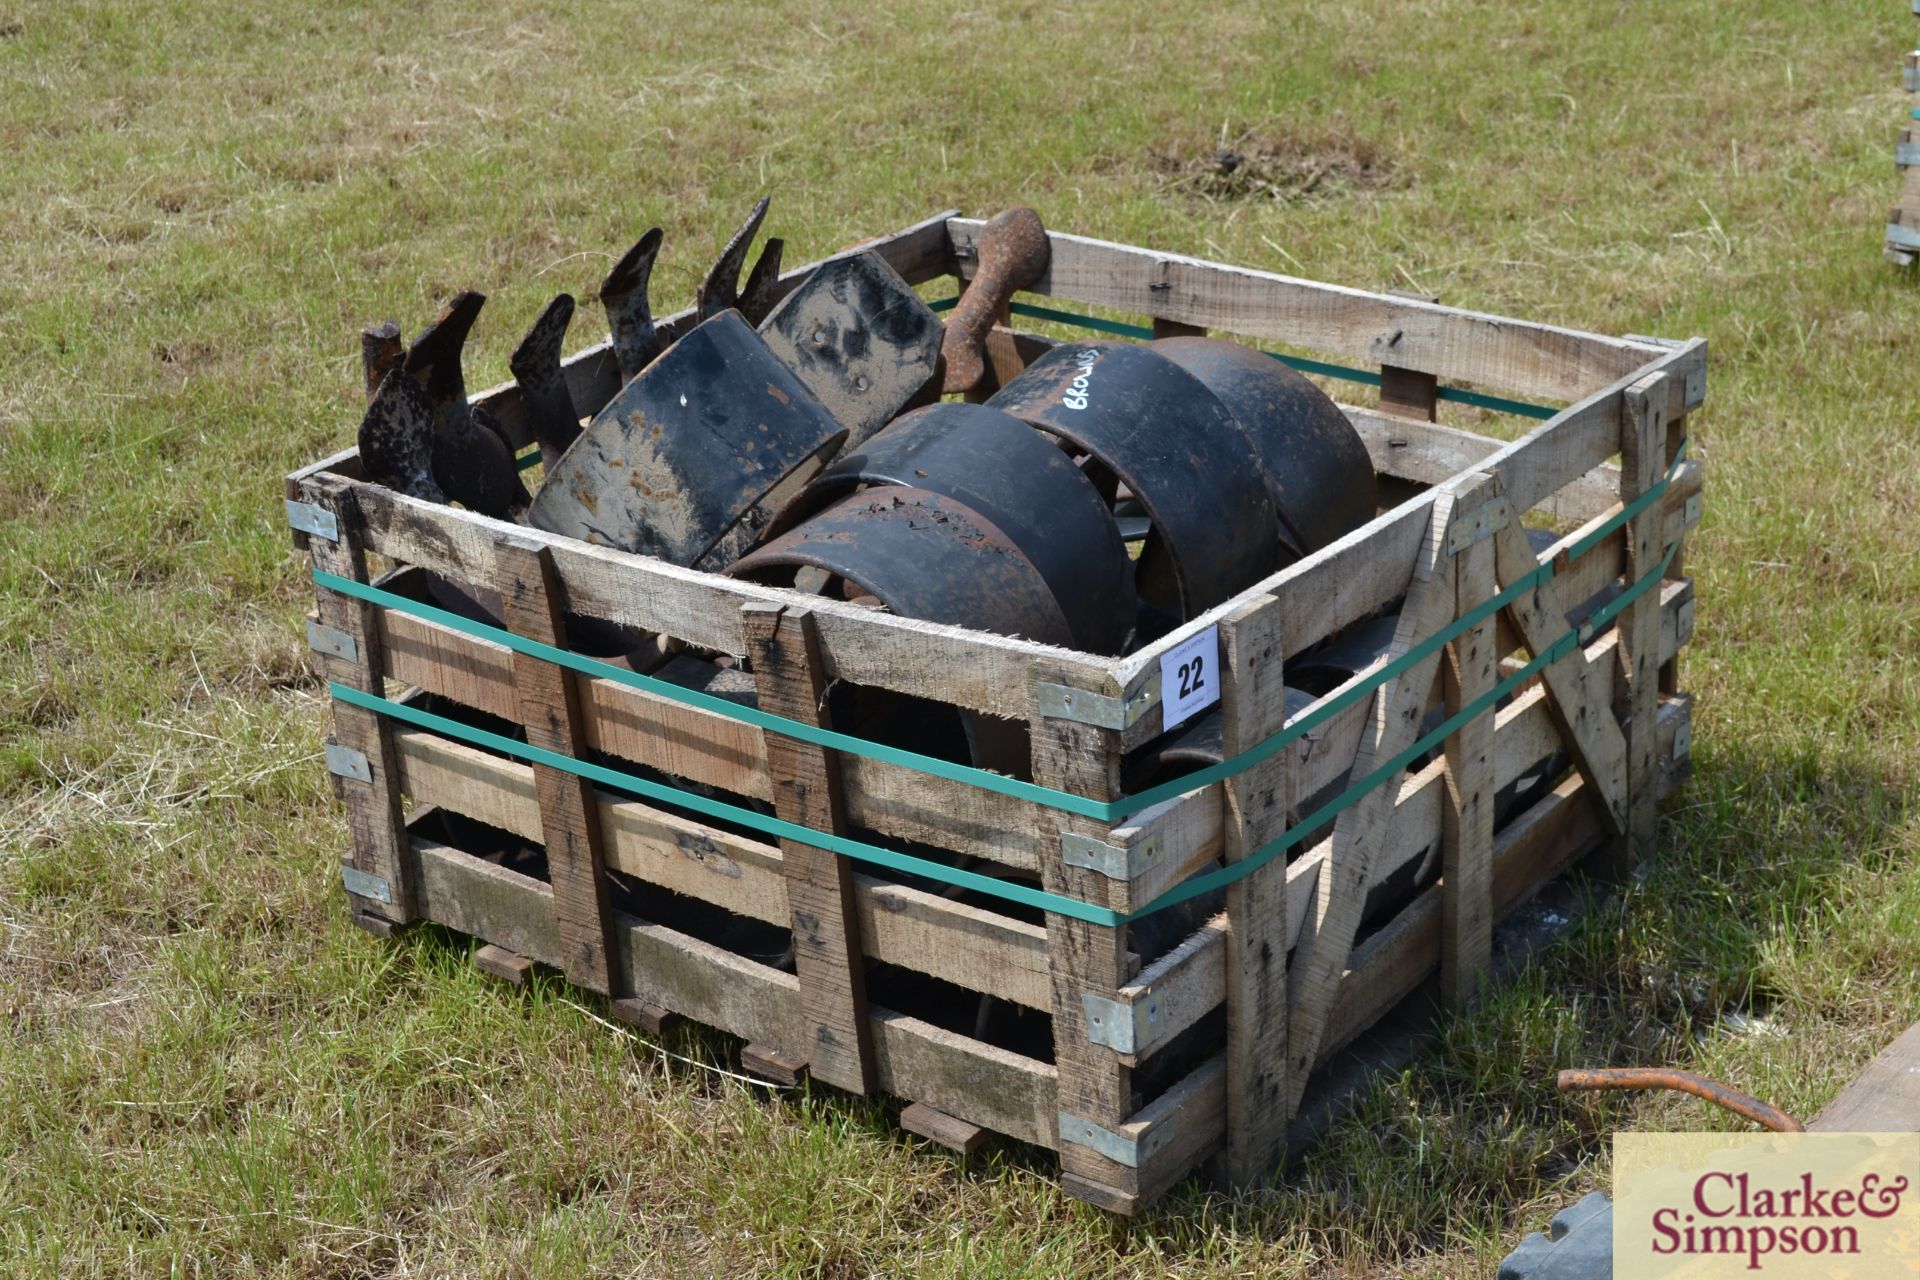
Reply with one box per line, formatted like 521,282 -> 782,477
900,1102 -> 988,1154
1607,372 -> 1669,876
1029,659 -> 1137,1194
336,477 -> 1101,723
1117,487 -> 1700,889
375,600 -> 1048,870
1063,1056 -> 1227,1215
1440,474 -> 1499,1008
473,943 -> 533,986
1283,486 -> 1458,1111
1217,594 -> 1292,1185
408,837 -> 1060,1147
1319,696 -> 1692,1060
1808,1022 -> 1920,1132
1490,479 -> 1630,835
946,218 -> 1667,402
497,536 -> 620,995
1105,690 -> 1689,1074
743,602 -> 875,1094
1100,606 -> 1690,1067
390,730 -> 1051,1007
305,475 -> 415,922
1379,365 -> 1439,422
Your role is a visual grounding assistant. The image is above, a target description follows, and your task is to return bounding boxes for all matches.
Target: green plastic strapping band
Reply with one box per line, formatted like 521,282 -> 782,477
327,540 -> 1673,926
318,438 -> 1686,923
313,440 -> 1685,830
926,294 -> 1558,418
328,681 -> 1116,925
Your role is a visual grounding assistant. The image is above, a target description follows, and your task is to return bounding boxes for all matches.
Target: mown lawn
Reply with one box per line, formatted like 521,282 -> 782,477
2,1 -> 1916,1275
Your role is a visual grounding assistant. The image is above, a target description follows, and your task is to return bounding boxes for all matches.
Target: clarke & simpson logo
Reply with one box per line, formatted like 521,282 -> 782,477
1615,1133 -> 1920,1278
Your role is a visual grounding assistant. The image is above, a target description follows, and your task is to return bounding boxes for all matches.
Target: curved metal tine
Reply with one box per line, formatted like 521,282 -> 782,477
600,227 -> 664,381
403,290 -> 486,435
359,369 -> 444,502
697,195 -> 771,321
360,321 -> 404,402
509,293 -> 583,460
735,237 -> 785,326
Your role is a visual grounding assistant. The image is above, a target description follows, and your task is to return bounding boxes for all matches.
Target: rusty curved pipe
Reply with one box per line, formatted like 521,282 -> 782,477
1557,1068 -> 1804,1133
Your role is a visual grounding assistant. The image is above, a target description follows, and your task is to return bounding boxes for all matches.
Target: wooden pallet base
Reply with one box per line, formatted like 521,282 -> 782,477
473,943 -> 534,986
349,910 -> 402,939
900,1102 -> 988,1155
609,997 -> 679,1036
741,1043 -> 810,1086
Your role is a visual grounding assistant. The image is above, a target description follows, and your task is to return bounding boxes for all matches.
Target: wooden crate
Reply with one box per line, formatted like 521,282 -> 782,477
288,210 -> 1705,1213
1890,25 -> 1920,265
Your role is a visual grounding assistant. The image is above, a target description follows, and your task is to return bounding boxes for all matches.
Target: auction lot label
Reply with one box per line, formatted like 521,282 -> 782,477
1615,1132 -> 1919,1277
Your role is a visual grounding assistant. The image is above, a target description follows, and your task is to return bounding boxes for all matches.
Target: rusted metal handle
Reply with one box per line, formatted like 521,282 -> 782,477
1557,1068 -> 1805,1133
941,207 -> 1049,393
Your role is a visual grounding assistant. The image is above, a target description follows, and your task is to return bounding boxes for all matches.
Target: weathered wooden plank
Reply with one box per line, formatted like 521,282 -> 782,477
741,1043 -> 809,1086
390,730 -> 1050,1007
375,599 -> 1047,868
1217,594 -> 1292,1185
1283,485 -> 1458,1112
497,536 -> 620,995
743,602 -> 875,1094
947,218 -> 1669,402
473,943 -> 533,986
305,475 -> 416,922
1808,1022 -> 1920,1132
1379,365 -> 1439,422
1030,659 -> 1137,1191
1113,690 -> 1697,1074
1607,373 -> 1669,877
1440,474 -> 1499,1008
899,1101 -> 989,1154
1062,1056 -> 1227,1215
1120,491 -> 1699,884
1490,481 -> 1630,836
414,836 -> 1063,1147
337,477 -> 1101,722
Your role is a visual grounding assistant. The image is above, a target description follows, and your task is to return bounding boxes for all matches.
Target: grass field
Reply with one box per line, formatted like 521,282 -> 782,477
3,0 -> 1918,1275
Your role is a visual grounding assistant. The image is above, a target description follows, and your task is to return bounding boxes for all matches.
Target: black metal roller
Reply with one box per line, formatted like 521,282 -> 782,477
729,486 -> 1075,650
764,402 -> 1134,654
986,341 -> 1282,628
1148,336 -> 1377,559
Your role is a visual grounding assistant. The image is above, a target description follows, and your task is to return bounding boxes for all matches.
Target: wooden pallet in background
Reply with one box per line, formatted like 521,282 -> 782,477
288,211 -> 1705,1214
1889,31 -> 1920,265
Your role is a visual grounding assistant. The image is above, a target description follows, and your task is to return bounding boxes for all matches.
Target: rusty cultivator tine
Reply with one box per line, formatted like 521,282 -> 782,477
735,236 -> 785,326
697,195 -> 772,322
358,369 -> 445,503
601,227 -> 664,381
403,289 -> 486,437
393,289 -> 529,520
360,320 -> 404,402
509,293 -> 583,461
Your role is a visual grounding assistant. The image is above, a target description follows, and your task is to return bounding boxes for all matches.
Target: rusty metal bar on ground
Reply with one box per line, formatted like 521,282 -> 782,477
1557,1067 -> 1805,1133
